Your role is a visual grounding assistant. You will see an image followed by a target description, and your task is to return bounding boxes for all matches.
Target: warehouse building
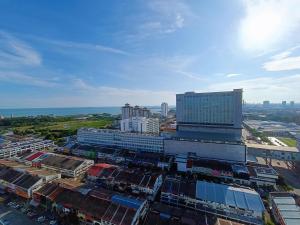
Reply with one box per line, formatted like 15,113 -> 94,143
13,150 -> 94,178
39,153 -> 94,178
0,162 -> 45,199
269,192 -> 300,225
161,177 -> 265,225
0,159 -> 61,199
77,128 -> 164,153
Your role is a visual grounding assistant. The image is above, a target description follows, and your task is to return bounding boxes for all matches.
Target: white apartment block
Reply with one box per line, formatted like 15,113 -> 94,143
161,102 -> 168,117
121,103 -> 151,119
120,117 -> 159,134
77,128 -> 164,153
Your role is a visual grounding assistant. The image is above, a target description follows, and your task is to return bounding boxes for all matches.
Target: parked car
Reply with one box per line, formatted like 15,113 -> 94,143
27,211 -> 38,218
49,220 -> 57,225
37,216 -> 46,223
21,207 -> 29,213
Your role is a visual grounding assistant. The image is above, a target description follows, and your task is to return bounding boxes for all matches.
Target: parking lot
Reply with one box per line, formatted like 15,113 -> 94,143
0,204 -> 40,225
0,196 -> 58,225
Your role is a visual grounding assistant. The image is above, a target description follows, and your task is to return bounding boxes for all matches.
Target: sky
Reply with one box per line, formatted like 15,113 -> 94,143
0,0 -> 300,108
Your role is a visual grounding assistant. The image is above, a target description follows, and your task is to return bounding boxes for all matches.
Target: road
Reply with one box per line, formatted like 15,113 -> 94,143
0,204 -> 40,225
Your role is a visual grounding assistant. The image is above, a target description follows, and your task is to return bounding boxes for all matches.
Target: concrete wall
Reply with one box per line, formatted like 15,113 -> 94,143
165,139 -> 246,163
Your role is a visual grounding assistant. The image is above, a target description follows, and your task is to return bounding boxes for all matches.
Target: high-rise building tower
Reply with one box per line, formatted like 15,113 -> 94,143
263,100 -> 270,107
176,89 -> 243,142
282,101 -> 287,106
161,102 -> 168,117
121,104 -> 151,119
121,103 -> 133,119
290,101 -> 295,107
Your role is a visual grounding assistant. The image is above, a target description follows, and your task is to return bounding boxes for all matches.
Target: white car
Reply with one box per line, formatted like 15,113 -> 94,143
49,220 -> 57,225
37,216 -> 46,223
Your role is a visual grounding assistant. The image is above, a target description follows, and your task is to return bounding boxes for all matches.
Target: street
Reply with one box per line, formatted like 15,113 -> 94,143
0,204 -> 40,225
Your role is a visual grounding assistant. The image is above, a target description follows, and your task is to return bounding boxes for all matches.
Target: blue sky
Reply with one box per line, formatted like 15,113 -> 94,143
0,0 -> 300,107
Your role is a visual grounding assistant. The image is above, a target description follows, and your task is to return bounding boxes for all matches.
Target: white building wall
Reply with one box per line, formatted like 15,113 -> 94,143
165,139 -> 246,163
120,117 -> 159,134
77,128 -> 164,153
161,102 -> 168,117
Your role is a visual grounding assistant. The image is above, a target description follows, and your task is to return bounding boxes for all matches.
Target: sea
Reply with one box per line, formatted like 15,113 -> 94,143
0,106 -> 162,118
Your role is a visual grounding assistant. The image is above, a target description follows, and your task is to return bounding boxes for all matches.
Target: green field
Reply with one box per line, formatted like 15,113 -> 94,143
10,117 -> 113,146
278,137 -> 297,147
14,119 -> 111,132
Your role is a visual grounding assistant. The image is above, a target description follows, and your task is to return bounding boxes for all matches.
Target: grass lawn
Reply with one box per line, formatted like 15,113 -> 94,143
44,119 -> 112,131
278,137 -> 297,147
13,118 -> 113,134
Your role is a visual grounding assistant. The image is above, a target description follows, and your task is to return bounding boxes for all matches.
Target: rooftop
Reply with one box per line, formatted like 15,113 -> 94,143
271,193 -> 300,225
40,154 -> 85,171
195,181 -> 265,213
78,127 -> 162,138
246,143 -> 299,153
53,187 -> 144,224
0,165 -> 42,190
143,202 -> 246,225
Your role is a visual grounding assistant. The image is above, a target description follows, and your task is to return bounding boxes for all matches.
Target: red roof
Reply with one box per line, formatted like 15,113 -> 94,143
87,163 -> 114,177
25,152 -> 45,161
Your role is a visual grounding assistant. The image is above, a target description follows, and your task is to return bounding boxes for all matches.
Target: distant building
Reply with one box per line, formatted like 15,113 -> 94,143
120,117 -> 159,134
176,89 -> 243,142
161,102 -> 168,117
121,103 -> 133,119
121,103 -> 151,119
290,101 -> 295,107
77,128 -> 164,153
282,101 -> 287,106
263,100 -> 270,107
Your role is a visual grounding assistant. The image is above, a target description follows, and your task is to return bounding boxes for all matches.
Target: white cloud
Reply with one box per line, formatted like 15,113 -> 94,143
239,0 -> 300,52
263,45 -> 300,71
0,30 -> 41,67
226,73 -> 240,78
208,74 -> 300,102
121,54 -> 206,81
0,71 -> 58,87
135,0 -> 193,38
264,56 -> 300,71
25,34 -> 129,55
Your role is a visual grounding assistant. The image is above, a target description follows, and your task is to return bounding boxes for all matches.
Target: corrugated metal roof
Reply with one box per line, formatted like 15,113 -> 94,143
284,218 -> 300,225
111,195 -> 143,210
274,197 -> 296,205
273,196 -> 300,225
195,181 -> 265,213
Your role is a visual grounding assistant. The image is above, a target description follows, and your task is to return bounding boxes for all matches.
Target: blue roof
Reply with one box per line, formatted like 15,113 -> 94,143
111,195 -> 143,210
195,181 -> 265,213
